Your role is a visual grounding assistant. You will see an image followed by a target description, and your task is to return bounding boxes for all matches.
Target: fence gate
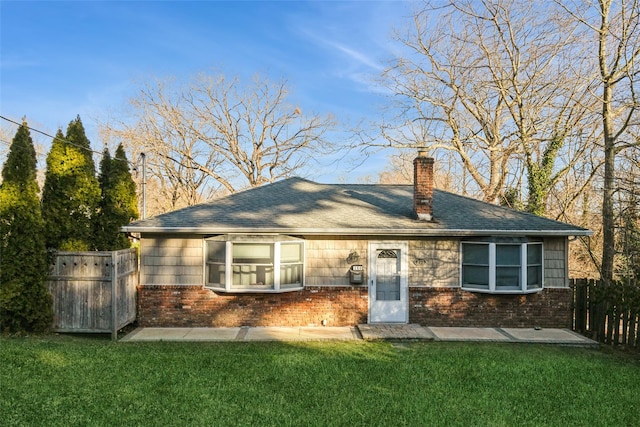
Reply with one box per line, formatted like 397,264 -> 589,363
46,249 -> 138,340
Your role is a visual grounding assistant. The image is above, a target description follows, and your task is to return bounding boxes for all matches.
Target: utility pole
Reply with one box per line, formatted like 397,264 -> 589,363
139,152 -> 147,219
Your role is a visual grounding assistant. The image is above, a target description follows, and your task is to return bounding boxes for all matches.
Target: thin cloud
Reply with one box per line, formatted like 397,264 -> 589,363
324,39 -> 385,72
295,23 -> 385,73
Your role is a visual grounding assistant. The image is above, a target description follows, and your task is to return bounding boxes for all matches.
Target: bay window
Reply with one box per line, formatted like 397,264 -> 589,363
461,241 -> 543,293
206,235 -> 304,292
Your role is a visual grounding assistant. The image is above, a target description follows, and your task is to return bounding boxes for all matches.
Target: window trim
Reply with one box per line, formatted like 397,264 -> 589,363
205,235 -> 305,293
460,241 -> 543,294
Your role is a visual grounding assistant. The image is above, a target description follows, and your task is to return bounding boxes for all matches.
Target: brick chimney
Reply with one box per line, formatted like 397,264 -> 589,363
413,150 -> 434,221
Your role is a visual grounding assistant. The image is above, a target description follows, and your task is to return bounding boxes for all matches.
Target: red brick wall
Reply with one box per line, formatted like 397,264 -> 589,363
137,285 -> 368,327
137,285 -> 571,328
413,153 -> 434,220
409,287 -> 572,328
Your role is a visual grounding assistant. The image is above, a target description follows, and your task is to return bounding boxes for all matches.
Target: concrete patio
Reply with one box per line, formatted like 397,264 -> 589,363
121,324 -> 598,347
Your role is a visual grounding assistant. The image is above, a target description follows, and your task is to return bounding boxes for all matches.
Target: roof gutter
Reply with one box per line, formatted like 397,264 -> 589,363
121,226 -> 593,237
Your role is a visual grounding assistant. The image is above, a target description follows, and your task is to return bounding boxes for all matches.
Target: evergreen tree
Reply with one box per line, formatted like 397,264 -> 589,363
0,121 -> 52,332
95,144 -> 139,250
42,116 -> 100,250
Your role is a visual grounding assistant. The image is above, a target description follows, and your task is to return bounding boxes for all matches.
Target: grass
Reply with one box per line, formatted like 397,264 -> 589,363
1,336 -> 639,426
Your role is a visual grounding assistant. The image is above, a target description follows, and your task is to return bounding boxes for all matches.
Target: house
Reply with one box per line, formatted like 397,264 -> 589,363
122,152 -> 591,328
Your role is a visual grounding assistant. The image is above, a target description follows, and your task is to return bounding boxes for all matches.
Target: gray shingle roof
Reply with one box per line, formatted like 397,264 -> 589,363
122,177 -> 591,236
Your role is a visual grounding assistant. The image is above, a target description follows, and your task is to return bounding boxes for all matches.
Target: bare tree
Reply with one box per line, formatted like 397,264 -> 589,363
378,149 -> 465,193
0,125 -> 12,165
618,147 -> 640,283
380,0 -> 594,208
103,72 -> 337,212
558,0 -> 640,283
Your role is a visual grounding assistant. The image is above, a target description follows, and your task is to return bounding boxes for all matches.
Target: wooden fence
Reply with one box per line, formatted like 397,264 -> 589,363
46,249 -> 138,340
572,278 -> 640,349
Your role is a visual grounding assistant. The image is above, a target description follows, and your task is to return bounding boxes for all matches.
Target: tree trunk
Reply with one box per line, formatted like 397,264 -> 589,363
601,82 -> 615,284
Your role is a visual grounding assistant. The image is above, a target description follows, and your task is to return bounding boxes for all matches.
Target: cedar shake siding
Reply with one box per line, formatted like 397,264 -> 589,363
140,234 -> 203,286
409,239 -> 459,287
304,237 -> 369,287
137,235 -> 574,328
543,237 -> 568,287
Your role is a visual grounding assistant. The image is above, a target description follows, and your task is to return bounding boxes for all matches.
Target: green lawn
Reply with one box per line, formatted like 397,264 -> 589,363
1,336 -> 639,427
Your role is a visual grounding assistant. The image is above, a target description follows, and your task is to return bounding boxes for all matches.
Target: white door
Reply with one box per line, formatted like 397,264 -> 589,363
369,242 -> 408,323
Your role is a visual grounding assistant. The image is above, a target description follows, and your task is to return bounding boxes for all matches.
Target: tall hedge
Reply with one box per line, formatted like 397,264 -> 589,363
95,144 -> 139,250
41,116 -> 100,250
0,121 -> 52,332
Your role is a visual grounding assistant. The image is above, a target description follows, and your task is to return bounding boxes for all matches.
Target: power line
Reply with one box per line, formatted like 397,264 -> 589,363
0,138 -> 43,158
1,116 -> 148,215
1,115 -> 204,182
0,115 -> 134,166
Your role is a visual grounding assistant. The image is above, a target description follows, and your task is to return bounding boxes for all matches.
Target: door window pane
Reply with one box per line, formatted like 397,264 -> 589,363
376,249 -> 400,300
377,275 -> 400,301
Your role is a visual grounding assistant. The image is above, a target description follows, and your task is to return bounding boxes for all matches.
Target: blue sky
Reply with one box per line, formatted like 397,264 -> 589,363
0,0 -> 413,181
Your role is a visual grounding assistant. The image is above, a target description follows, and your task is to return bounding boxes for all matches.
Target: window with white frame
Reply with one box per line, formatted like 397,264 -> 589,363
206,235 -> 304,292
461,241 -> 543,293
